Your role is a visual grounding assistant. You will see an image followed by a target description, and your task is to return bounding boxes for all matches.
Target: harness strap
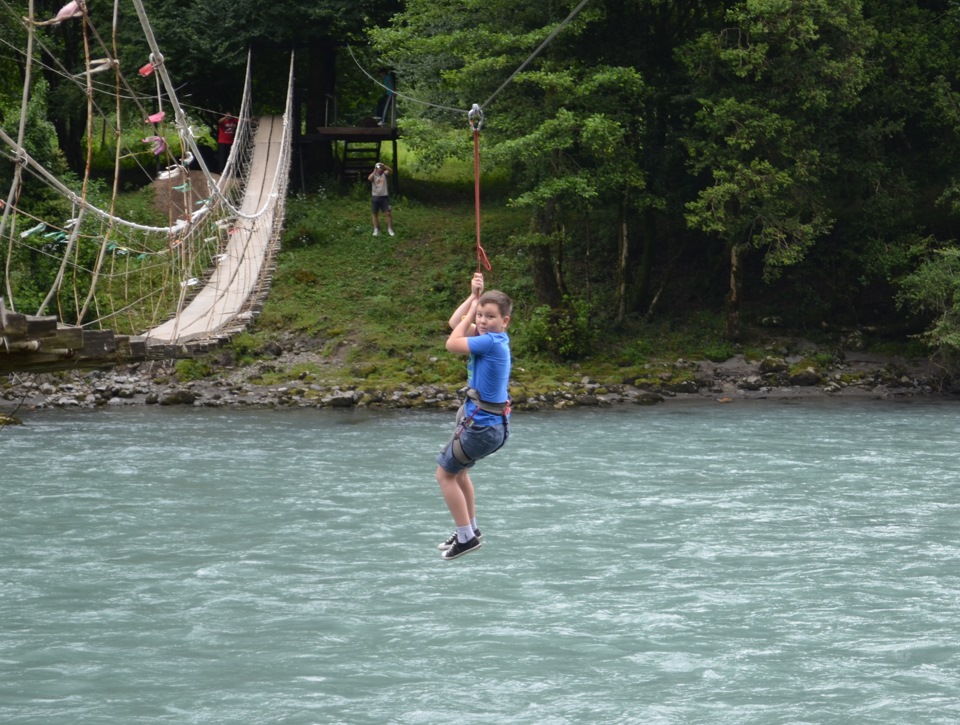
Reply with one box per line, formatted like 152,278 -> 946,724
466,387 -> 510,416
451,436 -> 473,466
450,401 -> 479,466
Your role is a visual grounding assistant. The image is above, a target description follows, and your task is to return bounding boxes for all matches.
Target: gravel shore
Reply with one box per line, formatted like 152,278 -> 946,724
2,345 -> 954,419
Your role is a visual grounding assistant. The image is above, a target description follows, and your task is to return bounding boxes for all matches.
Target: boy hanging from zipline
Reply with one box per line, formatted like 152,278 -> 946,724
435,271 -> 512,560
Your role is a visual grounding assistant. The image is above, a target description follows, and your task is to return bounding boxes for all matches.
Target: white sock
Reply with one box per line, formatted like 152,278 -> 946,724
470,517 -> 478,532
456,524 -> 475,543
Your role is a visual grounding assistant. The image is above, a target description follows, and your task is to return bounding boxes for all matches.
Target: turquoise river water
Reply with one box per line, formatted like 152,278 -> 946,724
1,400 -> 959,724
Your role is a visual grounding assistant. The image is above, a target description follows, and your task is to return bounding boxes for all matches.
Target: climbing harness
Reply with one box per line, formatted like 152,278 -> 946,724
466,386 -> 510,416
450,387 -> 512,466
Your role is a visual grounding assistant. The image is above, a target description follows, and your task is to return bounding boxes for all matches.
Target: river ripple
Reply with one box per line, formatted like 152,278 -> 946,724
1,401 -> 958,723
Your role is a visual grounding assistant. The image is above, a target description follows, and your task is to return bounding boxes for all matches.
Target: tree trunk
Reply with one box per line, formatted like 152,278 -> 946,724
553,225 -> 570,300
632,207 -> 657,312
724,242 -> 742,341
53,117 -> 85,173
305,41 -> 337,173
616,193 -> 629,324
45,24 -> 85,173
531,200 -> 562,307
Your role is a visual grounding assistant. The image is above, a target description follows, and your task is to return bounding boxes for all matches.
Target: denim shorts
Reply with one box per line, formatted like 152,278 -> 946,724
371,195 -> 391,213
436,418 -> 508,474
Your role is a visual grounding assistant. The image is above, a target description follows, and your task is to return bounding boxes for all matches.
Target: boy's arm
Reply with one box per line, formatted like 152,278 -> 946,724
446,297 -> 478,355
447,295 -> 476,331
447,273 -> 484,330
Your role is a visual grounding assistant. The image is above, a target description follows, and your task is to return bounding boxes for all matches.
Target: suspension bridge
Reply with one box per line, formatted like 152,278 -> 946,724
0,1 -> 294,374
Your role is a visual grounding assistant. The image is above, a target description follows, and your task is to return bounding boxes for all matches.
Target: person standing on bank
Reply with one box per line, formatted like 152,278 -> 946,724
435,272 -> 512,560
368,162 -> 394,237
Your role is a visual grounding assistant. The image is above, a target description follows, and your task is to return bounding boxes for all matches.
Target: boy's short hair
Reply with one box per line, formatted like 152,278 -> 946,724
478,290 -> 512,318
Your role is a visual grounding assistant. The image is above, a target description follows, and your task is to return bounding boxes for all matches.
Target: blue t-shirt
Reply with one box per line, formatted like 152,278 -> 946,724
465,331 -> 511,426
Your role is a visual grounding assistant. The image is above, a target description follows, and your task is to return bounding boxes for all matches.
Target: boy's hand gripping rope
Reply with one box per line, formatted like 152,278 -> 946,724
469,104 -> 491,273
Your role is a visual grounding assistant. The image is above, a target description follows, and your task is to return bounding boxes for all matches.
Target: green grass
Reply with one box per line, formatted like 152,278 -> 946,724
252,188 -> 739,389
247,183 -> 742,390
120,143 -> 930,387
258,188 -> 518,385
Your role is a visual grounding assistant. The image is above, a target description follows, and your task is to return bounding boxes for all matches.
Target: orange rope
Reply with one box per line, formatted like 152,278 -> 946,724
472,127 -> 491,272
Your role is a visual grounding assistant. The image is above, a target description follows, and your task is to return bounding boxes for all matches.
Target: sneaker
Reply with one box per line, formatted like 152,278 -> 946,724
441,536 -> 482,560
388,228 -> 395,237
373,228 -> 379,236
438,528 -> 482,551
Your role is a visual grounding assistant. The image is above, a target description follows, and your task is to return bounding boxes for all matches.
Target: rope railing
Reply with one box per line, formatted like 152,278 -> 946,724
0,0 -> 294,348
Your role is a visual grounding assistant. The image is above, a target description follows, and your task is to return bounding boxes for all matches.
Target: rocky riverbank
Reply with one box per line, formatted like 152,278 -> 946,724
2,344 -> 954,416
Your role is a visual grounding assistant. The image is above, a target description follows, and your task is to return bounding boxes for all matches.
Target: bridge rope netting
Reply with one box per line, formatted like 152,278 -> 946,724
0,0 -> 293,350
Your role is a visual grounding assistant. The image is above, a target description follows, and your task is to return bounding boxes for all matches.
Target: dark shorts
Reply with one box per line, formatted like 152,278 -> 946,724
436,411 -> 509,474
372,195 -> 391,213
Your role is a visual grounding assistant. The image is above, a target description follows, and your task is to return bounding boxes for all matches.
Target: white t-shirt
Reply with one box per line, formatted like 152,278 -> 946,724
371,172 -> 388,197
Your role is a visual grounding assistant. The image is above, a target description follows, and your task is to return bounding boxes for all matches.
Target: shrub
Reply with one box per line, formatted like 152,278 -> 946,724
174,358 -> 211,381
229,333 -> 262,364
517,297 -> 595,360
703,341 -> 737,362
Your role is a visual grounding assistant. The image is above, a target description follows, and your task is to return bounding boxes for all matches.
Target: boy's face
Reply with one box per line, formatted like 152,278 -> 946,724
475,302 -> 509,334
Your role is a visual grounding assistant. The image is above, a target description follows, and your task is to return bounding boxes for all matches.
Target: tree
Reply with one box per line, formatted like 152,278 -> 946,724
897,249 -> 960,368
493,74 -> 650,318
0,10 -> 64,186
6,1 -> 403,174
823,0 -> 960,327
374,0 -> 661,324
680,0 -> 872,339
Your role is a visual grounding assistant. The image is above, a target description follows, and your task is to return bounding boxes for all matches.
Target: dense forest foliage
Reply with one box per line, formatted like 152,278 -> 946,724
4,1 -> 960,369
370,0 -> 960,368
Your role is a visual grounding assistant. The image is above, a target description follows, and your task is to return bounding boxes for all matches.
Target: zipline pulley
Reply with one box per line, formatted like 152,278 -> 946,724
468,103 -> 484,132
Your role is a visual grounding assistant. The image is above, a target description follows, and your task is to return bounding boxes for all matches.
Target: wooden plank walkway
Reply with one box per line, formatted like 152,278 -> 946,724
144,115 -> 285,344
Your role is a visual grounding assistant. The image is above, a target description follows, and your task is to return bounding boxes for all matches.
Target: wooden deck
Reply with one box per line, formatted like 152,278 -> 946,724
295,123 -> 400,191
305,126 -> 399,143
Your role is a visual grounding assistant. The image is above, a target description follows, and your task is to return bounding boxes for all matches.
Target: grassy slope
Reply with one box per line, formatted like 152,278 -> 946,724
233,160 -> 928,393
241,174 -> 711,393
253,174 -> 532,387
